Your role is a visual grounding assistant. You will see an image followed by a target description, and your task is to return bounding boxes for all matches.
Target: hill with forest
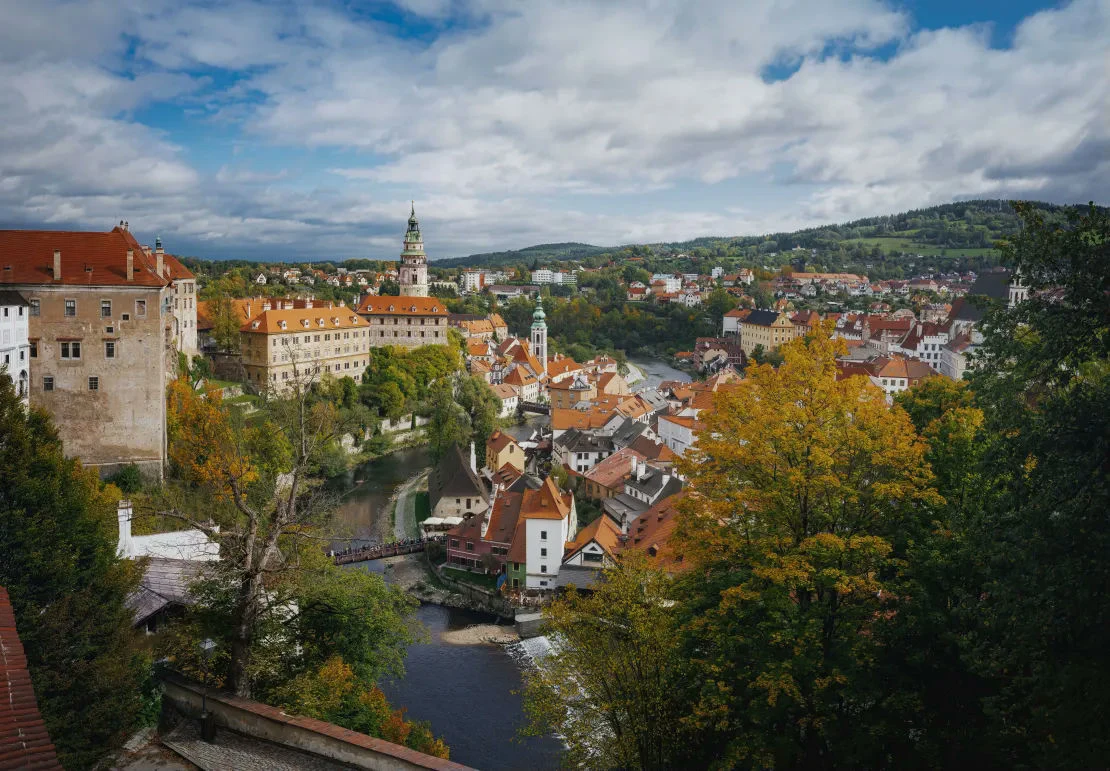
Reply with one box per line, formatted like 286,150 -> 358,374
438,199 -> 1089,276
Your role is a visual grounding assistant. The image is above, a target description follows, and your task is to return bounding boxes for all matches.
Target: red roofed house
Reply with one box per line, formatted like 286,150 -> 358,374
581,447 -> 646,500
520,477 -> 577,590
0,586 -> 63,770
356,295 -> 448,349
485,429 -> 525,474
0,225 -> 186,479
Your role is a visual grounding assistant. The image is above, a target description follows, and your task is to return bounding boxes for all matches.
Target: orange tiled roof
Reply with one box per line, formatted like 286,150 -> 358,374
242,307 -> 366,333
621,493 -> 689,573
0,227 -> 169,288
520,477 -> 572,521
491,383 -> 518,399
488,313 -> 507,329
356,296 -> 447,316
546,356 -> 583,378
583,447 -> 645,489
564,514 -> 623,562
487,429 -> 520,455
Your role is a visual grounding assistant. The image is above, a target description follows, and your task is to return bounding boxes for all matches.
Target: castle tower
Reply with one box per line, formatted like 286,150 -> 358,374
1008,269 -> 1028,308
530,297 -> 548,376
398,202 -> 429,297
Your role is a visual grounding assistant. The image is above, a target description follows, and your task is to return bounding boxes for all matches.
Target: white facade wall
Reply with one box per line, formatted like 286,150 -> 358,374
524,500 -> 577,590
658,417 -> 695,457
0,296 -> 31,404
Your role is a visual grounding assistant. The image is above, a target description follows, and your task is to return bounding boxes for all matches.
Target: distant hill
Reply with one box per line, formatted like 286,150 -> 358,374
433,242 -> 612,268
439,199 -> 1099,271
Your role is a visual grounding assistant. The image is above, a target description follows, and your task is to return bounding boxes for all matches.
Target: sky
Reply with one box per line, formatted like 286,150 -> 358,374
0,0 -> 1106,260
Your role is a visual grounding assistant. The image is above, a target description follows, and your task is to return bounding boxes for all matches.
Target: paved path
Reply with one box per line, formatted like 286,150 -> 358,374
392,469 -> 430,540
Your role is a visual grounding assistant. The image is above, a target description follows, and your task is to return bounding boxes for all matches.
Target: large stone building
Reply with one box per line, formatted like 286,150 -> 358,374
0,225 -> 181,478
398,203 -> 429,297
239,304 -> 372,392
355,295 -> 449,348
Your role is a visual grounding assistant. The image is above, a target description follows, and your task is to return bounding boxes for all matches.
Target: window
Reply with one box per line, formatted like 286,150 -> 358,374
64,299 -> 76,317
449,539 -> 459,548
29,342 -> 37,358
540,565 -> 547,573
540,548 -> 547,557
583,551 -> 603,562
105,341 -> 115,359
135,299 -> 146,317
100,300 -> 111,318
540,530 -> 547,540
30,299 -> 39,316
88,377 -> 99,391
43,376 -> 54,392
466,498 -> 472,509
60,341 -> 81,359
466,541 -> 474,552
121,313 -> 129,321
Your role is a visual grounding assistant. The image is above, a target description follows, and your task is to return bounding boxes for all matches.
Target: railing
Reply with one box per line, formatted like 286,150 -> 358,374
520,401 -> 551,414
331,536 -> 445,565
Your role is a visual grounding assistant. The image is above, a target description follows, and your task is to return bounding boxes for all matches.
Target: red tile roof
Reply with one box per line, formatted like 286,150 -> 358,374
0,586 -> 63,770
242,307 -> 366,334
356,296 -> 447,316
564,515 -> 623,562
0,227 -> 169,288
520,477 -> 572,521
620,494 -> 689,573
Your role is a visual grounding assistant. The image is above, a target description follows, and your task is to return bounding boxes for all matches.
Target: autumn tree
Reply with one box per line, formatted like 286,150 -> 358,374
161,358 -> 415,698
522,557 -> 699,770
0,374 -> 148,768
674,323 -> 941,767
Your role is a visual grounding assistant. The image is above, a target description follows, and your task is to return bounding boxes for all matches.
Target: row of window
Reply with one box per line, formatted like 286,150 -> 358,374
41,376 -> 100,392
29,341 -> 116,360
1,306 -> 25,318
31,299 -> 149,319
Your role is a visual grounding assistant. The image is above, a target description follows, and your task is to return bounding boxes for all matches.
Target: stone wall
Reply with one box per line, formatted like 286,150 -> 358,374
160,674 -> 475,771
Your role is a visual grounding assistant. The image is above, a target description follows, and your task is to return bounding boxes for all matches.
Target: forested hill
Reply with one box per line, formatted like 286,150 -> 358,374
434,242 -> 609,268
439,199 -> 1084,270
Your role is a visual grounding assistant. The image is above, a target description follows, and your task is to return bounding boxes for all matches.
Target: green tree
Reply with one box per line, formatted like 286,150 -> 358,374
210,294 -> 242,353
455,375 -> 500,449
965,202 -> 1110,767
424,380 -> 472,462
522,557 -> 699,770
0,375 -> 148,769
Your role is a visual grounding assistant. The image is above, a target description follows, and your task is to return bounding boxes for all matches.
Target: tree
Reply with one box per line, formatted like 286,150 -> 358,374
674,325 -> 941,767
210,294 -> 242,353
0,374 -> 148,768
963,202 -> 1110,767
161,362 -> 411,698
424,379 -> 472,462
522,557 -> 699,770
455,375 -> 501,449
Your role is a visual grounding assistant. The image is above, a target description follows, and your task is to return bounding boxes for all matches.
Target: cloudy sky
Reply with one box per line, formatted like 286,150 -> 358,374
0,0 -> 1107,259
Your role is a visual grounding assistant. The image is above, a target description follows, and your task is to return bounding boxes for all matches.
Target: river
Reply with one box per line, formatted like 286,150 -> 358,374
331,449 -> 564,770
628,354 -> 692,390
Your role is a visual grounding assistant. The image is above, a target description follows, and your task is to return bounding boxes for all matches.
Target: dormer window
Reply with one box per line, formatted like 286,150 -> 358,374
317,318 -> 325,327
279,320 -> 287,330
252,320 -> 261,329
388,305 -> 394,312
301,319 -> 310,328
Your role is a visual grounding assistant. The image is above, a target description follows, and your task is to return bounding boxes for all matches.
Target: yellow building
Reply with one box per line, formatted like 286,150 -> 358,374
740,310 -> 803,356
240,306 -> 371,392
356,295 -> 449,348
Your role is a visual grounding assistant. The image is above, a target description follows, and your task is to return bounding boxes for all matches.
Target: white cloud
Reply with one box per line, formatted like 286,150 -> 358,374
0,0 -> 1106,258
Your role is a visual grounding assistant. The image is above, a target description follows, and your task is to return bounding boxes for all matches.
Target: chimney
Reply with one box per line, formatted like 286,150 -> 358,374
469,442 -> 477,474
630,455 -> 638,478
53,250 -> 61,280
116,500 -> 134,558
126,249 -> 134,281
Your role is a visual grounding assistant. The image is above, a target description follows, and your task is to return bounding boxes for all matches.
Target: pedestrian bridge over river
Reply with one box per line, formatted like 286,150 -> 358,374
331,536 -> 445,565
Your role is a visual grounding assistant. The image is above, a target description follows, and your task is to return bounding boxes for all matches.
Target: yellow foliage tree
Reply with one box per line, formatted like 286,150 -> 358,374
675,321 -> 942,767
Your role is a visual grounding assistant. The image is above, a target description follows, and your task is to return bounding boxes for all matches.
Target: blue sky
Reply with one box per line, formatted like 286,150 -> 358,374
0,0 -> 1105,259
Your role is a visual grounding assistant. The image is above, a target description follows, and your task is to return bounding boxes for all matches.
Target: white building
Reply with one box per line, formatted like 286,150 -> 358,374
0,290 -> 31,404
711,266 -> 724,279
658,414 -> 698,457
521,478 -> 578,590
651,274 -> 682,293
461,270 -> 484,292
530,269 -> 576,285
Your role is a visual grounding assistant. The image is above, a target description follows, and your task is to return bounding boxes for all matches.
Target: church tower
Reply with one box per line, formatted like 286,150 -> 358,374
530,297 -> 548,376
399,202 -> 429,297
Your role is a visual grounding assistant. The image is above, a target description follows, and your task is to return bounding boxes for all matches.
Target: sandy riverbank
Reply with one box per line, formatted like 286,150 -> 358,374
625,361 -> 645,385
441,624 -> 519,645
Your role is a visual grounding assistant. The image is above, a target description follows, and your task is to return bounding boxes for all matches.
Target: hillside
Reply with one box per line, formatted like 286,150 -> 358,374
434,241 -> 610,268
442,199 -> 1086,275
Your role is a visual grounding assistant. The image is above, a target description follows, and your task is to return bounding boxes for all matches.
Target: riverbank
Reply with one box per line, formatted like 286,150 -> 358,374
625,360 -> 646,385
390,468 -> 430,540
